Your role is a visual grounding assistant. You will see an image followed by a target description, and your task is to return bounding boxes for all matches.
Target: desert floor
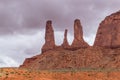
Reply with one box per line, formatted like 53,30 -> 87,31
0,68 -> 120,80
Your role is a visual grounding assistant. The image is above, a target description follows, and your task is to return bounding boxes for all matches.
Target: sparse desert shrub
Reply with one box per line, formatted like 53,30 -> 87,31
17,73 -> 21,75
10,72 -> 14,74
6,73 -> 9,76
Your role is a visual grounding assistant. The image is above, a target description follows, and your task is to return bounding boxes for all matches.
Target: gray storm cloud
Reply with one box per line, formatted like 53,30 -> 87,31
0,0 -> 120,36
0,0 -> 120,67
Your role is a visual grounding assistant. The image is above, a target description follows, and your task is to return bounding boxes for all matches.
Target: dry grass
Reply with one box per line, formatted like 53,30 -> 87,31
0,68 -> 120,80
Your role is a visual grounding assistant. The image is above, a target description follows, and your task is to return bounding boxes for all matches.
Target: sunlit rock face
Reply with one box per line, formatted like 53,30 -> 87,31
42,20 -> 56,53
94,11 -> 120,48
71,19 -> 89,50
20,11 -> 120,70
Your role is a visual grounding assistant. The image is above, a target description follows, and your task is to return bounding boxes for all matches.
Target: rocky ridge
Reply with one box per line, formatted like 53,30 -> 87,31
20,11 -> 120,70
94,11 -> 120,48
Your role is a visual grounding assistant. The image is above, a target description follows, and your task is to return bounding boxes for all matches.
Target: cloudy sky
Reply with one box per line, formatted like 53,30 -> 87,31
0,0 -> 120,67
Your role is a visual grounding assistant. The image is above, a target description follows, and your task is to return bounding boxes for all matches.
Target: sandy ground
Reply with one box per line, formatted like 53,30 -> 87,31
0,68 -> 120,80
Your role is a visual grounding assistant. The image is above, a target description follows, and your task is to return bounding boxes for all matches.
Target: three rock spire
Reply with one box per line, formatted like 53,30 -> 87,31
42,19 -> 89,53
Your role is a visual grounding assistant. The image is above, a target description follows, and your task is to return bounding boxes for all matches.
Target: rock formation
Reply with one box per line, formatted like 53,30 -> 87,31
61,29 -> 70,49
20,46 -> 120,69
42,20 -> 56,53
71,19 -> 89,50
94,11 -> 120,48
20,11 -> 120,70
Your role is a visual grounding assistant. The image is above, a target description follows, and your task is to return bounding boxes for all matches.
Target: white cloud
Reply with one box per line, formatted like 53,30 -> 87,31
84,34 -> 95,46
0,56 -> 19,67
0,30 -> 45,67
55,31 -> 74,45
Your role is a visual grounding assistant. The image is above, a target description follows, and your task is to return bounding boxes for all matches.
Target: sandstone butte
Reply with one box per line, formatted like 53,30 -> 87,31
20,11 -> 120,69
1,11 -> 120,80
94,11 -> 120,48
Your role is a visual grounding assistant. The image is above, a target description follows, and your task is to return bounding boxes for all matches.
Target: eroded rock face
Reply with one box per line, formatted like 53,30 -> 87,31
20,12 -> 120,70
94,11 -> 120,48
71,19 -> 89,50
42,20 -> 56,53
61,29 -> 70,49
20,47 -> 120,69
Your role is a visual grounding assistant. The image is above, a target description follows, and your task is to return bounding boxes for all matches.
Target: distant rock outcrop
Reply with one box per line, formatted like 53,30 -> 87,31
71,19 -> 89,50
94,11 -> 120,48
42,19 -> 89,51
20,11 -> 120,70
42,20 -> 56,53
61,29 -> 70,49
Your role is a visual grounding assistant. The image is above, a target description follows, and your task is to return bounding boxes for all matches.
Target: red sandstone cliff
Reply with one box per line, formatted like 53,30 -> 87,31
20,11 -> 120,70
94,11 -> 120,48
